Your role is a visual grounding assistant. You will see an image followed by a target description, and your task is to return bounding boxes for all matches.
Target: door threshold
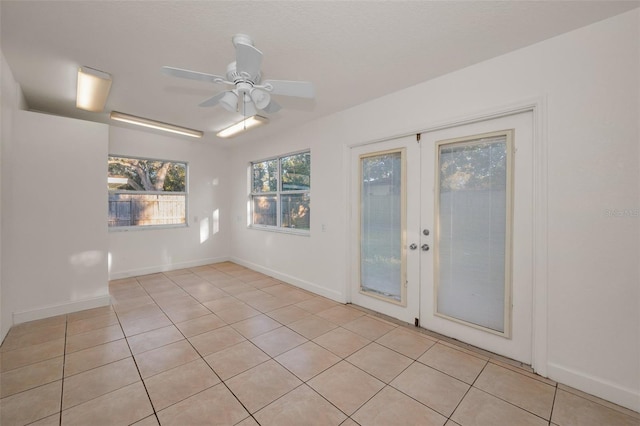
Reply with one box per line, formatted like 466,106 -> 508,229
348,302 -> 534,374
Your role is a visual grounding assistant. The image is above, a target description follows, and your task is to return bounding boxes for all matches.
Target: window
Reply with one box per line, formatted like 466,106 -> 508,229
108,155 -> 187,228
251,151 -> 310,231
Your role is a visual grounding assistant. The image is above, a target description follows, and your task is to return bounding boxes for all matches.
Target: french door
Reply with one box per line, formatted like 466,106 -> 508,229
350,111 -> 533,363
350,136 -> 420,324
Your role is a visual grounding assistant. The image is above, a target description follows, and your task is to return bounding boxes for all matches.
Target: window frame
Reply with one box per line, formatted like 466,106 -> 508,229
249,149 -> 311,235
108,154 -> 189,231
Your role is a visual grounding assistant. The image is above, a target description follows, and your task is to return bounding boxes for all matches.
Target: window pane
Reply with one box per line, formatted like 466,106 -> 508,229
252,195 -> 277,226
252,160 -> 278,193
108,157 -> 186,192
437,136 -> 508,332
108,194 -> 186,227
360,152 -> 403,302
281,153 -> 310,191
281,193 -> 310,230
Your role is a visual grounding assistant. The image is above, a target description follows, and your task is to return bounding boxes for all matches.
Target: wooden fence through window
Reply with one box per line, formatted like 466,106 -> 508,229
108,193 -> 186,227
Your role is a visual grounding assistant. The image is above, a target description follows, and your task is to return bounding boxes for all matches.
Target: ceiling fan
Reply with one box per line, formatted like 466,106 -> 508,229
162,34 -> 315,116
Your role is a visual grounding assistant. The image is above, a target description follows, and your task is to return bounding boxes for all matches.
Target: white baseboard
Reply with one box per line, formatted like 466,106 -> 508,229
108,256 -> 230,280
230,257 -> 346,303
12,295 -> 112,325
547,362 -> 640,412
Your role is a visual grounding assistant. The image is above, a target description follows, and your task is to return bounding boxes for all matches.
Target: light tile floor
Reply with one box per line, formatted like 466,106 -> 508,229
1,262 -> 639,426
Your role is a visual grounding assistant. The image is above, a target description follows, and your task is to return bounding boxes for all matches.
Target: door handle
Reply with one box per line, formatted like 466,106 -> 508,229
421,244 -> 430,251
409,243 -> 418,250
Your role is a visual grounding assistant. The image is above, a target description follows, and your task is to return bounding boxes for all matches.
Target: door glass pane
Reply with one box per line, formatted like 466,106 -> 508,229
436,135 -> 509,332
360,151 -> 403,302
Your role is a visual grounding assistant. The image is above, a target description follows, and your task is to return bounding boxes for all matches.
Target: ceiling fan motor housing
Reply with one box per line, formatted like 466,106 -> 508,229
226,62 -> 260,85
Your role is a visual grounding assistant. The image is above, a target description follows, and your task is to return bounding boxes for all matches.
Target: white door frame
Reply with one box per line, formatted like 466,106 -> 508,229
344,98 -> 548,376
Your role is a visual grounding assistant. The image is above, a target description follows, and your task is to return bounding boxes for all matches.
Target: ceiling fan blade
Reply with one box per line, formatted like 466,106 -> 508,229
235,43 -> 263,80
262,80 -> 315,99
198,92 -> 227,107
161,66 -> 228,85
261,100 -> 282,114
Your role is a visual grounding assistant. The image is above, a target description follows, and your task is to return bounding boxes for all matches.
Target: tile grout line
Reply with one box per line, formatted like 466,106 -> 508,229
173,268 -> 470,424
472,386 -> 555,423
9,262 -> 639,425
446,356 -> 491,422
554,384 -> 640,421
486,357 -> 556,387
202,269 -> 307,426
460,350 -> 555,423
353,302 -> 538,373
159,269 -> 264,426
58,316 -> 68,426
548,383 -> 559,425
114,276 -> 162,425
166,267 -> 363,424
21,262 -> 640,425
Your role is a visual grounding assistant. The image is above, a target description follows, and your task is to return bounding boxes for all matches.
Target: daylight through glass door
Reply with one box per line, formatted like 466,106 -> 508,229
435,131 -> 513,335
359,149 -> 406,304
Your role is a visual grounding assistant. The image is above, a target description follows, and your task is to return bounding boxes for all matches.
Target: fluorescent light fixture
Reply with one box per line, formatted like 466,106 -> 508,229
110,111 -> 203,138
76,66 -> 112,112
216,115 -> 268,138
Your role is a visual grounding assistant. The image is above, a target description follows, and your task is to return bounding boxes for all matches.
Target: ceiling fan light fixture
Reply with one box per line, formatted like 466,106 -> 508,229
250,88 -> 271,110
219,91 -> 238,112
216,115 -> 268,138
110,111 -> 203,138
76,66 -> 112,112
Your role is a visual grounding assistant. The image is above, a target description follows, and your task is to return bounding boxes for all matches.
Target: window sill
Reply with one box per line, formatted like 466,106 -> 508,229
109,224 -> 188,232
248,225 -> 310,236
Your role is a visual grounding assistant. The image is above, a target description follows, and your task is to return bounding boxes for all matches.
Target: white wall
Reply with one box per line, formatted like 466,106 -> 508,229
227,127 -> 347,301
108,126 -> 229,278
229,10 -> 639,410
3,110 -> 110,329
1,51 -> 28,342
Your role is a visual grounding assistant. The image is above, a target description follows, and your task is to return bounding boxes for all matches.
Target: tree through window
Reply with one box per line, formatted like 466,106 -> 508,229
108,156 -> 187,228
250,151 -> 310,231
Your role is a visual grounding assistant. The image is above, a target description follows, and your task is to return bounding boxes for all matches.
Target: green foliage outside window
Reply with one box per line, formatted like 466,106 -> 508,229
250,151 -> 310,231
108,156 -> 186,192
108,156 -> 187,228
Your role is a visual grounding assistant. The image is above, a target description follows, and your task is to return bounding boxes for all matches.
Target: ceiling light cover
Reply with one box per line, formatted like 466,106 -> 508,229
216,115 -> 268,138
219,91 -> 238,113
110,111 -> 203,138
76,66 -> 112,112
250,88 -> 271,110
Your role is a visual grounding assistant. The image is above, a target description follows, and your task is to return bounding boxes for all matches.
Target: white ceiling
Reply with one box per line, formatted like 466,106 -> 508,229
1,1 -> 638,145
